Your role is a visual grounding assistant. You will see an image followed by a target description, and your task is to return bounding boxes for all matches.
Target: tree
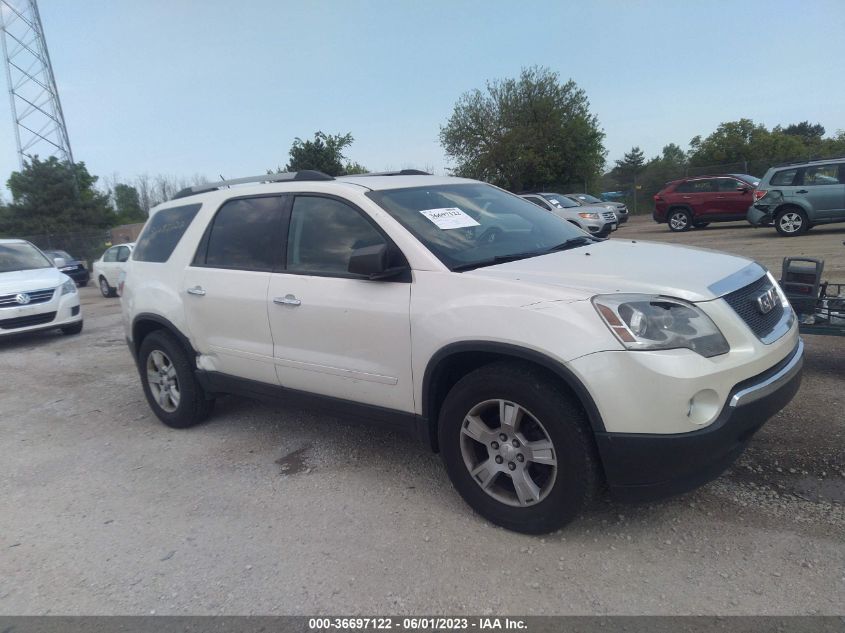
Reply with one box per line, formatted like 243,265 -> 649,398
779,121 -> 825,144
1,156 -> 113,236
281,131 -> 367,176
113,183 -> 146,224
612,146 -> 646,184
440,66 -> 606,192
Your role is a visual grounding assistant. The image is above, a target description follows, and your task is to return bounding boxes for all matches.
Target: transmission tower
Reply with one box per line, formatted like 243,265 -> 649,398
0,0 -> 73,168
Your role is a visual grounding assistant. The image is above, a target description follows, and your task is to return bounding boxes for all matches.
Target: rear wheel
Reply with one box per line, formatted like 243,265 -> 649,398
138,330 -> 214,428
775,207 -> 809,236
667,208 -> 692,232
99,276 -> 116,297
438,362 -> 598,534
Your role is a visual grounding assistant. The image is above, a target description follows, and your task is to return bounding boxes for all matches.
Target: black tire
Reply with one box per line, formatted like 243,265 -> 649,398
61,320 -> 83,335
693,221 -> 710,228
438,362 -> 598,534
138,330 -> 214,429
667,208 -> 692,232
774,206 -> 809,237
77,279 -> 89,287
98,276 -> 116,298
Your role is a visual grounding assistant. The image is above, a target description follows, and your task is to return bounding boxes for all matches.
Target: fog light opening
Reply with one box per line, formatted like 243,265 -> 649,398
687,389 -> 720,426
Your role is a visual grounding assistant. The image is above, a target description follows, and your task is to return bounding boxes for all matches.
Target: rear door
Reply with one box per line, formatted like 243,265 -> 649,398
800,163 -> 845,219
98,247 -> 119,285
673,179 -> 714,216
713,177 -> 753,218
182,195 -> 285,385
267,194 -> 413,412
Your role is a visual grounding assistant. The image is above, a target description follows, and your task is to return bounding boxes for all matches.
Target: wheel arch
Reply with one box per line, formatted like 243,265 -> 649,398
131,313 -> 197,365
421,341 -> 606,452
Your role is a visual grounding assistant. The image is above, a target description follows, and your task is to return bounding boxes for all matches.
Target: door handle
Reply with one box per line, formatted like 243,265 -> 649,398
273,294 -> 301,306
796,190 -> 808,194
186,286 -> 206,296
682,196 -> 692,199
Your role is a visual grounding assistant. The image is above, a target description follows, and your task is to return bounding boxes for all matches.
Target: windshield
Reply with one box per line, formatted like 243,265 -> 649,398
45,250 -> 72,260
541,194 -> 579,208
0,242 -> 53,273
367,183 -> 591,270
570,193 -> 603,204
731,174 -> 761,186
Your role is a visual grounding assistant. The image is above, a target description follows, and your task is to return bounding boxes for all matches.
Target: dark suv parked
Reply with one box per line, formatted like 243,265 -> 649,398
653,174 -> 760,232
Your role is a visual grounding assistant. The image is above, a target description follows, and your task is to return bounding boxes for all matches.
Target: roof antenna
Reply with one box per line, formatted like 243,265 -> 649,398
219,174 -> 229,188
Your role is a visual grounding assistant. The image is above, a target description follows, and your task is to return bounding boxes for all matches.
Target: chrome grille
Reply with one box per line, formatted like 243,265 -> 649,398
723,276 -> 785,340
0,287 -> 56,308
602,211 -> 616,222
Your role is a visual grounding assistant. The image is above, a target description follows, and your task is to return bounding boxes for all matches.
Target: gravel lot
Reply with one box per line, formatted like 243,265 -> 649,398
1,217 -> 843,615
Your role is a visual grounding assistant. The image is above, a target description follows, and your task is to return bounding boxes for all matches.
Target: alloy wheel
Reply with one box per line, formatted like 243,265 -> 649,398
146,349 -> 181,413
459,399 -> 557,507
669,212 -> 689,230
779,212 -> 803,234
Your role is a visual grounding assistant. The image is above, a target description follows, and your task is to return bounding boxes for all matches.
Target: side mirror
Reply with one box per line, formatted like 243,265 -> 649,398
348,244 -> 408,280
53,257 -> 67,268
737,185 -> 750,193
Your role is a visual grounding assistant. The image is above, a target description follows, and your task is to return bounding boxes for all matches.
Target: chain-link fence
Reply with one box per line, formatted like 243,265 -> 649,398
20,230 -> 112,268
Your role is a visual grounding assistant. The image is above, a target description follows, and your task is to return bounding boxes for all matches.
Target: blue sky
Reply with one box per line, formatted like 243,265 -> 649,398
1,0 -> 844,195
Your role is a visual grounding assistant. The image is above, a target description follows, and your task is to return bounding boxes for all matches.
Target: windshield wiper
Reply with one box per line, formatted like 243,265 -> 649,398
451,236 -> 597,272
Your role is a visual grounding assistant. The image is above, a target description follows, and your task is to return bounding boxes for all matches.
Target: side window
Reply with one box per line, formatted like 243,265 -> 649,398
103,247 -> 118,262
675,180 -> 713,193
134,203 -> 202,263
770,169 -> 799,187
116,246 -> 130,262
201,197 -> 284,272
524,196 -> 550,210
716,178 -> 743,192
804,164 -> 842,186
286,196 -> 387,276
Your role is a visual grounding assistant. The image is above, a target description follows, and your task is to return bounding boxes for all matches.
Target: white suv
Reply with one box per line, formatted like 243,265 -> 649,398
121,170 -> 803,533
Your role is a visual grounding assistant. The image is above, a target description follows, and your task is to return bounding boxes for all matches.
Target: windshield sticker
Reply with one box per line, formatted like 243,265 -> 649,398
420,207 -> 480,229
547,199 -> 563,207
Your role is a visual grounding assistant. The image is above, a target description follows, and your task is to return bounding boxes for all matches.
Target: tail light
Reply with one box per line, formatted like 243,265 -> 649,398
753,190 -> 768,201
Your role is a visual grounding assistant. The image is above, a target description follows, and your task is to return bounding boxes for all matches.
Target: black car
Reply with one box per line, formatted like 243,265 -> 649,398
44,250 -> 90,286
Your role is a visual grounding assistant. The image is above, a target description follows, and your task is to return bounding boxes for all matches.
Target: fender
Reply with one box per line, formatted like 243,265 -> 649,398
130,312 -> 197,363
422,341 -> 606,435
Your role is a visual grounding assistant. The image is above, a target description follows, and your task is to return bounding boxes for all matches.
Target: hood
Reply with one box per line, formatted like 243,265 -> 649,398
0,267 -> 66,294
466,240 -> 761,303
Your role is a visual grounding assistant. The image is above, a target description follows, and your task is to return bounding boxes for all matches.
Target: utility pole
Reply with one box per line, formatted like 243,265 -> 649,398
0,0 -> 73,169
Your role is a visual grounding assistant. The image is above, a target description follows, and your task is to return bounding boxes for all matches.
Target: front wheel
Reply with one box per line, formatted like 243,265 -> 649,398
138,330 -> 214,428
61,320 -> 83,335
668,209 -> 692,232
99,276 -> 115,298
438,362 -> 598,534
775,207 -> 809,236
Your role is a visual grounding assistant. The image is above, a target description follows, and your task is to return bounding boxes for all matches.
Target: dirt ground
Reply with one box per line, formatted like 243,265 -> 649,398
0,216 -> 843,615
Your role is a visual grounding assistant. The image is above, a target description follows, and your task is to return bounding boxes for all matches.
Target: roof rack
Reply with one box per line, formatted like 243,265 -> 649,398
773,155 -> 845,168
345,169 -> 431,177
171,170 -> 334,200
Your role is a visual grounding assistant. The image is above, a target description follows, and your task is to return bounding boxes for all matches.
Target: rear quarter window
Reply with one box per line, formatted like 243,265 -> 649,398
133,203 -> 202,263
769,169 -> 800,187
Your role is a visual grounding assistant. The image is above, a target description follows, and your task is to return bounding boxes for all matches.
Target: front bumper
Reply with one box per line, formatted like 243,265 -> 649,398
0,290 -> 82,337
594,339 -> 803,501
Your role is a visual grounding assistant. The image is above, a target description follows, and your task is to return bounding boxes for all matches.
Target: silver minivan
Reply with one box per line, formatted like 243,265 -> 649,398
748,158 -> 845,236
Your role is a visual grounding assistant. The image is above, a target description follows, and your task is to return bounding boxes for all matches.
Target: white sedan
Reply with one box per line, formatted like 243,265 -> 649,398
92,243 -> 134,297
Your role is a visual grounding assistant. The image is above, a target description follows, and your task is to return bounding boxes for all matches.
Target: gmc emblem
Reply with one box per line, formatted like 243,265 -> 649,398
755,287 -> 778,315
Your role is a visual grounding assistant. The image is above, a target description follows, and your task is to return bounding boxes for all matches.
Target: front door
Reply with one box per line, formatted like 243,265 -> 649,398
800,163 -> 845,220
713,177 -> 753,219
182,195 -> 285,384
267,194 -> 413,412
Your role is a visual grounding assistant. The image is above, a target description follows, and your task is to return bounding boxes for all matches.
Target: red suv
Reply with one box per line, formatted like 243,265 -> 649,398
653,174 -> 760,231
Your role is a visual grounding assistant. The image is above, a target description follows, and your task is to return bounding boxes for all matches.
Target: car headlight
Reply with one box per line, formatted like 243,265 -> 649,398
61,278 -> 77,295
592,294 -> 729,357
578,212 -> 599,219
